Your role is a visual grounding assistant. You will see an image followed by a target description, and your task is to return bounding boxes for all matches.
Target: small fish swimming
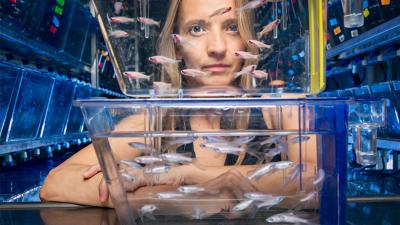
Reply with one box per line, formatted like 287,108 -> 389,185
128,142 -> 155,153
273,161 -> 294,169
137,17 -> 160,27
120,172 -> 136,182
231,136 -> 256,145
134,156 -> 163,164
235,64 -> 257,78
114,2 -> 123,15
148,56 -> 181,64
287,136 -> 310,145
233,51 -> 259,60
181,69 -> 209,77
171,34 -> 196,48
236,0 -> 269,12
244,192 -> 274,201
247,163 -> 275,180
260,135 -> 283,145
300,191 -> 318,202
313,169 -> 325,186
250,70 -> 269,79
264,145 -> 287,159
248,40 -> 272,49
119,160 -> 142,170
177,185 -> 205,193
156,191 -> 185,199
139,204 -> 157,220
144,165 -> 171,174
164,137 -> 196,150
257,19 -> 280,38
111,16 -> 135,23
200,142 -> 246,155
160,153 -> 193,164
256,195 -> 285,209
109,30 -> 129,38
231,199 -> 254,212
209,7 -> 232,18
266,212 -> 309,224
123,71 -> 150,80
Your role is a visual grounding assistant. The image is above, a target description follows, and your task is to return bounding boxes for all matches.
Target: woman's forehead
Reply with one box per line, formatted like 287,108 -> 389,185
178,0 -> 236,22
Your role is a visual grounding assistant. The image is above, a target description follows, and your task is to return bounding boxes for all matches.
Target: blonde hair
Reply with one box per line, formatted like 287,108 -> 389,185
159,0 -> 256,165
157,0 -> 258,89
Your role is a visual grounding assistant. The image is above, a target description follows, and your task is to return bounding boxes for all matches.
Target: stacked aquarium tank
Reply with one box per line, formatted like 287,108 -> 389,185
80,0 -> 385,224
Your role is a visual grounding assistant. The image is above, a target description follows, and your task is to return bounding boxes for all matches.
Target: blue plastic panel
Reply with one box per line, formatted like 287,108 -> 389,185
5,71 -> 54,142
353,85 -> 372,98
63,4 -> 91,59
0,63 -> 21,143
41,78 -> 76,137
65,85 -> 92,134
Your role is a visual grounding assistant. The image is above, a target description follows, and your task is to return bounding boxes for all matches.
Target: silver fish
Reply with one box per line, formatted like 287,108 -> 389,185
231,199 -> 254,212
128,142 -> 155,153
181,69 -> 209,77
235,64 -> 257,78
111,16 -> 135,23
266,212 -> 309,224
137,17 -> 160,27
123,71 -> 150,80
250,70 -> 269,79
109,30 -> 129,38
300,191 -> 318,202
156,192 -> 184,199
134,156 -> 163,164
257,19 -> 280,38
264,145 -> 287,159
236,0 -> 268,12
119,160 -> 142,170
209,7 -> 232,17
177,185 -> 205,193
248,40 -> 272,49
148,56 -> 181,64
144,165 -> 171,174
232,136 -> 256,145
171,34 -> 196,48
248,163 -> 275,180
256,196 -> 285,209
160,153 -> 193,164
273,161 -> 294,170
140,204 -> 157,214
165,137 -> 196,149
313,169 -> 325,186
287,135 -> 310,145
120,172 -> 135,182
233,51 -> 259,60
244,192 -> 274,201
260,135 -> 283,145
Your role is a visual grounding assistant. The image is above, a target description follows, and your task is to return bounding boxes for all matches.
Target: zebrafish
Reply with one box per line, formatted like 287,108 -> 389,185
256,196 -> 285,209
287,136 -> 310,145
244,192 -> 274,201
120,172 -> 136,182
123,71 -> 151,80
266,212 -> 309,224
231,199 -> 254,212
128,142 -> 155,153
156,192 -> 185,199
134,156 -> 163,164
148,56 -> 181,64
248,40 -> 272,49
177,185 -> 205,193
313,169 -> 325,186
233,51 -> 259,60
137,17 -> 160,27
144,165 -> 171,174
119,160 -> 142,170
160,153 -> 193,164
235,64 -> 257,78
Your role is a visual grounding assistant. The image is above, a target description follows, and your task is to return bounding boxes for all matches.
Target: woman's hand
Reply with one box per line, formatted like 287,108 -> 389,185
82,164 -> 109,203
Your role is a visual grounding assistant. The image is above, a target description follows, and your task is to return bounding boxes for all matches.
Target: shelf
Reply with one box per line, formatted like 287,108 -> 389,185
327,16 -> 400,60
0,25 -> 91,75
0,132 -> 89,155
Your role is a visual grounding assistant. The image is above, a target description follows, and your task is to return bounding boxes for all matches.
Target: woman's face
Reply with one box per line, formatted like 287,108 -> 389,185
176,0 -> 246,87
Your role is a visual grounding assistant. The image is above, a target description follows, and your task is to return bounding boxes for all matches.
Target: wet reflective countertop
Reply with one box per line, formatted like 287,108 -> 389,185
1,201 -> 400,225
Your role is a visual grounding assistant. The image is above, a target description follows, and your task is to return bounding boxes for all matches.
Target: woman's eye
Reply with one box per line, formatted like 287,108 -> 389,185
227,24 -> 238,32
189,25 -> 205,35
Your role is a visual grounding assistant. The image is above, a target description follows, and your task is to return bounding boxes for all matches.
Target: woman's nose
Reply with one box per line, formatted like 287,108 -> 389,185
207,31 -> 227,59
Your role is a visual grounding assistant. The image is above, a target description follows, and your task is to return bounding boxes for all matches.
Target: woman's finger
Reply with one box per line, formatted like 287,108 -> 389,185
83,164 -> 102,179
99,177 -> 109,203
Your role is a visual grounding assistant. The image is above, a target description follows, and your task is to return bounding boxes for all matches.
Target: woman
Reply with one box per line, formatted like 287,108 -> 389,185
40,0 -> 317,216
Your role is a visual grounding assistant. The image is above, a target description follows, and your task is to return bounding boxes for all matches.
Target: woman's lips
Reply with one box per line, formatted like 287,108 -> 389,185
202,64 -> 230,73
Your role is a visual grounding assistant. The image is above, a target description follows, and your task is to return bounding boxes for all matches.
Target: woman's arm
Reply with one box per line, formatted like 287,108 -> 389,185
40,112 -> 149,206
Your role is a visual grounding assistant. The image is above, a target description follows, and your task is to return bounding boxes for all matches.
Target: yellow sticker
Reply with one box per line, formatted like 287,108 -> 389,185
333,27 -> 341,35
363,8 -> 370,18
